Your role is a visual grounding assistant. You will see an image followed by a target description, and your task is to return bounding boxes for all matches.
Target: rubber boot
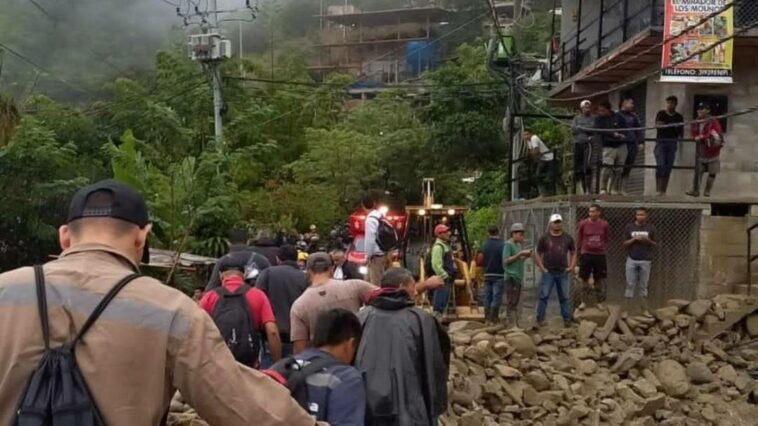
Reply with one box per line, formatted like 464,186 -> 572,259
491,305 -> 501,326
704,175 -> 715,197
484,307 -> 491,324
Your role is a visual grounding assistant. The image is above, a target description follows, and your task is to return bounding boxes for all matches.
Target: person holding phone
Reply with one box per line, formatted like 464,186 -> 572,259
502,223 -> 532,327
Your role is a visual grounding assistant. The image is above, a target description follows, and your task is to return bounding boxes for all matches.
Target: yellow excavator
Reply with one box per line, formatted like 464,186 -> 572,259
401,178 -> 484,320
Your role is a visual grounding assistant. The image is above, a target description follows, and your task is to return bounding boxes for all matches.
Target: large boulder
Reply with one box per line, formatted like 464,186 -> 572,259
746,313 -> 758,337
654,306 -> 680,322
655,360 -> 690,397
449,321 -> 486,333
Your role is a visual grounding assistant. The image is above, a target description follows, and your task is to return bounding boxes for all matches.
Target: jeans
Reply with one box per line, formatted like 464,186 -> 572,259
654,142 -> 677,179
432,278 -> 453,314
482,277 -> 505,310
625,258 -> 652,298
536,271 -> 572,323
260,340 -> 293,369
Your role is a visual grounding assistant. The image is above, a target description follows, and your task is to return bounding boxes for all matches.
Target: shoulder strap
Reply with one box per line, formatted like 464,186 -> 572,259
72,273 -> 141,348
33,265 -> 50,350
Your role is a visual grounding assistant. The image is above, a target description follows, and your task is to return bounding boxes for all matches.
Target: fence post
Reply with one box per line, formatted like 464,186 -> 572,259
575,0 -> 583,74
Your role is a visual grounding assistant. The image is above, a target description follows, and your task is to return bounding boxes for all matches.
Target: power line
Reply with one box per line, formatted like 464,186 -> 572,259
0,41 -> 91,95
223,75 -> 503,89
539,17 -> 758,103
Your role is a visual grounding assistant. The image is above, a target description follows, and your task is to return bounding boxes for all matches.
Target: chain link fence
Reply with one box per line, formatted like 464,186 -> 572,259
501,200 -> 703,322
737,1 -> 758,29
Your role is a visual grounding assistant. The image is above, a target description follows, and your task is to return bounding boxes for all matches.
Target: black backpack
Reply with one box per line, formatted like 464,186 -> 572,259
263,355 -> 338,417
13,265 -> 141,426
211,284 -> 261,366
371,215 -> 399,252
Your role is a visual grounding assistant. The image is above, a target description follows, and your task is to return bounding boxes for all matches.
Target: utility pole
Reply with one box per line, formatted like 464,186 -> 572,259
181,0 -> 258,145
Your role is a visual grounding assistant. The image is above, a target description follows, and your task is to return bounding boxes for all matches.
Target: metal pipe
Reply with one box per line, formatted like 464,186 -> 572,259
598,0 -> 605,59
548,0 -> 558,82
575,0 -> 583,74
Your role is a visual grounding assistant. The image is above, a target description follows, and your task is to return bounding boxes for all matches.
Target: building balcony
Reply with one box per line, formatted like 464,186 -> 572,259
547,0 -> 758,100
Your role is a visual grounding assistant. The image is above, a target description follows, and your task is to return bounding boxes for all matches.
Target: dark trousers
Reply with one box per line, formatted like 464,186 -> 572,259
536,160 -> 556,196
622,142 -> 638,178
655,142 -> 677,179
574,142 -> 593,192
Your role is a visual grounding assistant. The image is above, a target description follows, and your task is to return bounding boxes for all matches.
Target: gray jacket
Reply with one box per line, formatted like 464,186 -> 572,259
571,115 -> 595,145
356,290 -> 450,426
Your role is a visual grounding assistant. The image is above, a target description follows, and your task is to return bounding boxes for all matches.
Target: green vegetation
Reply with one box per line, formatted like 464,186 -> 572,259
0,0 -> 562,273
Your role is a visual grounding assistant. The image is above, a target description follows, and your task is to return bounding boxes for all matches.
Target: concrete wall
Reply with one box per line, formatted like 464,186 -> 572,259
643,45 -> 758,197
699,214 -> 749,298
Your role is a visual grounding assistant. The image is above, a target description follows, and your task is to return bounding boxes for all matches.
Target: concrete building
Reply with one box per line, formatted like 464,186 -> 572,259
501,1 -> 758,310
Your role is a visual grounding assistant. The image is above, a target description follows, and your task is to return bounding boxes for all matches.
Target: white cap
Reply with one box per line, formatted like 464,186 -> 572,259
580,100 -> 591,108
549,213 -> 563,223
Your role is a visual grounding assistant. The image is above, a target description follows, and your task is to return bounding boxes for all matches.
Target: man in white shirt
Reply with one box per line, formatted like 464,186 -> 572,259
362,194 -> 386,285
523,129 -> 556,197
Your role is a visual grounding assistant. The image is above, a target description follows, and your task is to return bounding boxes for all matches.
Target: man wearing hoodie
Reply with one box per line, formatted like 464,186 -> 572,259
618,97 -> 644,195
595,101 -> 628,195
356,268 -> 451,426
572,100 -> 596,193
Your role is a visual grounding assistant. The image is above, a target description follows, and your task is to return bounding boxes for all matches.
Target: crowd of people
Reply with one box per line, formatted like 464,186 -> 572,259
528,95 -> 724,198
0,180 -> 453,426
478,204 -> 657,328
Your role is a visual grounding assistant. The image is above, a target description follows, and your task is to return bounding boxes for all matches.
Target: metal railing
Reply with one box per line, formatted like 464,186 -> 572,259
548,0 -> 663,82
509,137 -> 702,199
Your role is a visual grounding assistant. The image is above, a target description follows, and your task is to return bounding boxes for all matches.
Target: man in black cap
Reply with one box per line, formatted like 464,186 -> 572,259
0,179 -> 322,426
205,228 -> 271,292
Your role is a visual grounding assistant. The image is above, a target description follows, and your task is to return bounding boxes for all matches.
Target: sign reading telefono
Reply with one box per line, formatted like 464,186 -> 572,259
661,0 -> 733,84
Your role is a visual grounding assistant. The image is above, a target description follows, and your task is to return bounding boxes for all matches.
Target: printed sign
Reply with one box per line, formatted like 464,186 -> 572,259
661,0 -> 733,83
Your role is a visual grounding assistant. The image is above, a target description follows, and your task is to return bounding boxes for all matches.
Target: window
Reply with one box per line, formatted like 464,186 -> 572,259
693,94 -> 728,132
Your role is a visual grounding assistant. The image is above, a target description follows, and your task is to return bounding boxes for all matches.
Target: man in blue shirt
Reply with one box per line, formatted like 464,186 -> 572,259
479,225 -> 505,324
288,309 -> 366,425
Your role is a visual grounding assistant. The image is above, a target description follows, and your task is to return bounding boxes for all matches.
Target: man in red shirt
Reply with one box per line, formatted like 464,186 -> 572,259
577,204 -> 610,307
686,102 -> 724,197
200,261 -> 282,368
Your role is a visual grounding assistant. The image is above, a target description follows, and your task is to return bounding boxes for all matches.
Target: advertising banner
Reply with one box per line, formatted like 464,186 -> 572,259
661,0 -> 733,83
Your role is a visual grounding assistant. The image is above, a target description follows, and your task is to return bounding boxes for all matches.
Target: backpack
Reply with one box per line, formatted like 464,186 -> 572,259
263,355 -> 339,417
425,241 -> 457,279
244,253 -> 263,283
211,284 -> 261,366
13,265 -> 141,426
370,215 -> 399,252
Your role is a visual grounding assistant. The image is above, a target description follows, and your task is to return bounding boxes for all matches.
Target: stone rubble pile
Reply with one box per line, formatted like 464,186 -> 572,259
442,294 -> 758,426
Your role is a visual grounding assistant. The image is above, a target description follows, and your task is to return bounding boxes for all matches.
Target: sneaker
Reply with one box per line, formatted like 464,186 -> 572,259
703,192 -> 711,197
599,190 -> 608,195
564,320 -> 573,328
685,190 -> 699,197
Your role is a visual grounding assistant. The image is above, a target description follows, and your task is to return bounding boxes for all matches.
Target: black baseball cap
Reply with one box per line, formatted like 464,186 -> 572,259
697,102 -> 711,111
67,179 -> 151,263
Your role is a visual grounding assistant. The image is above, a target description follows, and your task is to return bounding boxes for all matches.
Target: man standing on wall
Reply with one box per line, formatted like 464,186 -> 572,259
686,103 -> 724,198
595,101 -> 628,195
654,96 -> 684,195
623,207 -> 657,313
534,214 -> 576,328
618,97 -> 644,195
572,100 -> 596,194
523,129 -> 556,198
577,204 -> 610,308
